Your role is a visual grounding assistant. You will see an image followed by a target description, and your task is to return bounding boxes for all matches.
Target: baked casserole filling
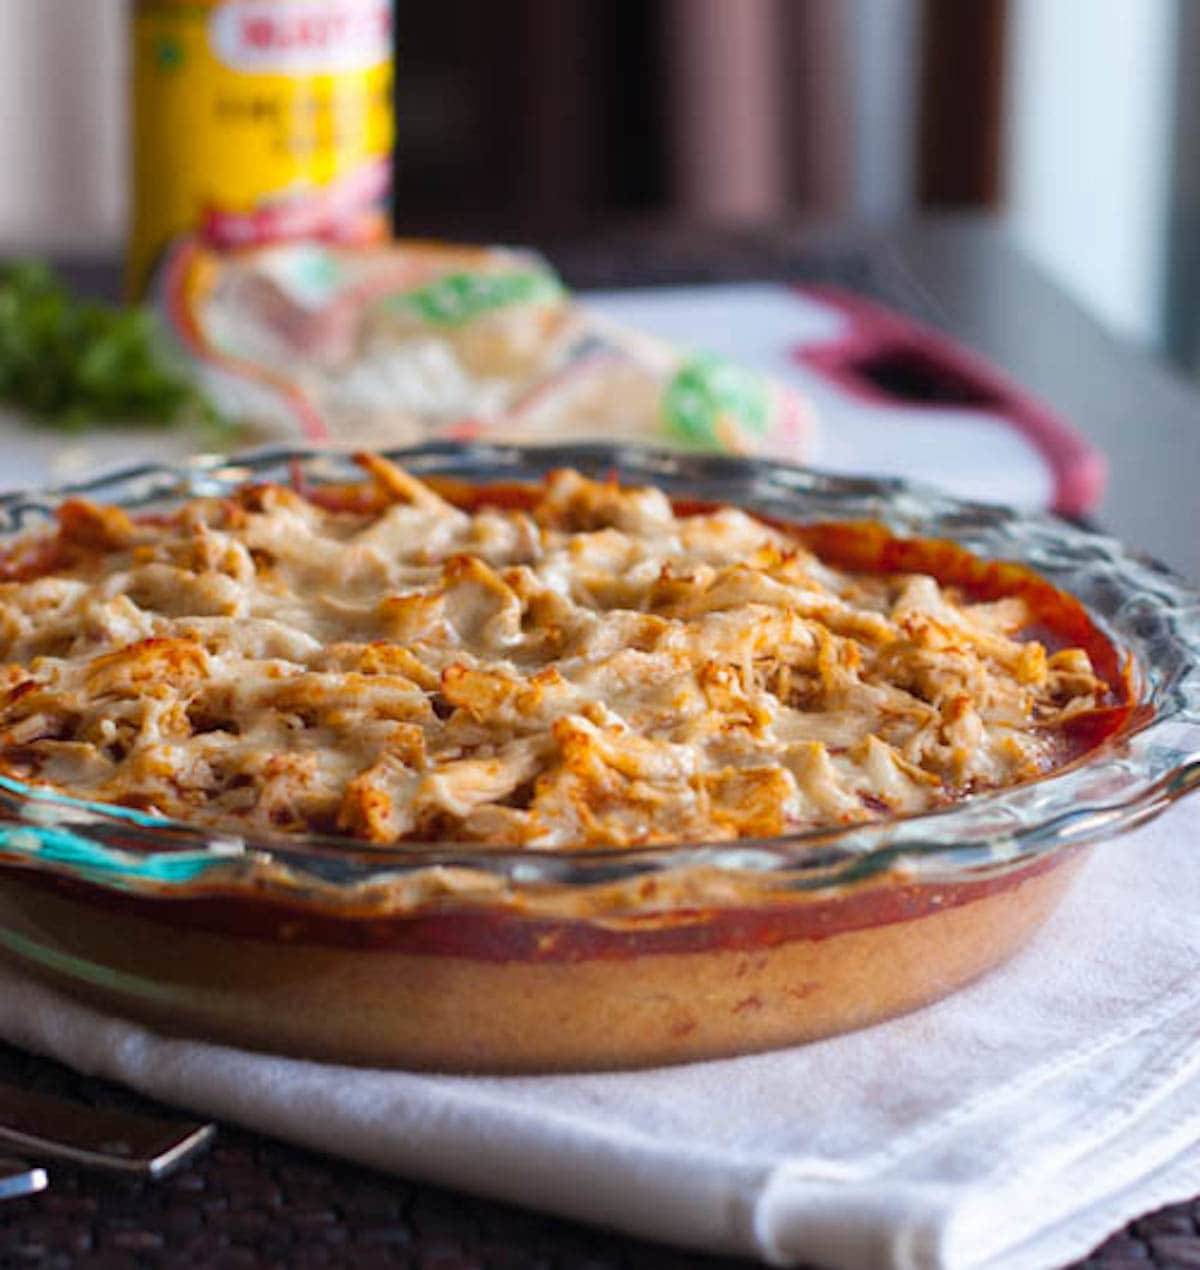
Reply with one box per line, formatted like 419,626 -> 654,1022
0,454 -> 1116,848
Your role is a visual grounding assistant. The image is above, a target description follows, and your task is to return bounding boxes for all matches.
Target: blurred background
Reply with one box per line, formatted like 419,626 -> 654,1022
0,0 -> 1195,372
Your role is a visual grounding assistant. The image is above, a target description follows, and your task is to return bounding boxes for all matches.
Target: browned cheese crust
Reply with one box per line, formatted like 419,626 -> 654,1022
0,455 -> 1109,848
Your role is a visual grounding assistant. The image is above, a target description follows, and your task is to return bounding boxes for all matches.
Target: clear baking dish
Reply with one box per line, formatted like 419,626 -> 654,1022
0,443 -> 1196,1072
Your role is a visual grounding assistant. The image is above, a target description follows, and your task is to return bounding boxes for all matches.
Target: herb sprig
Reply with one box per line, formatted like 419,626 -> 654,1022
0,260 -> 226,434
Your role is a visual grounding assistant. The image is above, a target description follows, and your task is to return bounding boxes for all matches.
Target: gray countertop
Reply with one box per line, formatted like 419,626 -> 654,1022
886,216 -> 1200,581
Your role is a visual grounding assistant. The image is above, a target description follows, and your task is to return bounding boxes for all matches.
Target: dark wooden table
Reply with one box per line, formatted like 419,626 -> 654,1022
3,216 -> 1199,1268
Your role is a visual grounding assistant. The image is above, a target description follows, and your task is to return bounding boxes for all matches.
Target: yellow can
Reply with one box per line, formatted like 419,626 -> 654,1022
129,0 -> 394,295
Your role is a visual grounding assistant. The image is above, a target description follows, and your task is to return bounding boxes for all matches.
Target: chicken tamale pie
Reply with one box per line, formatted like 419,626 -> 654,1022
0,448 -> 1144,1071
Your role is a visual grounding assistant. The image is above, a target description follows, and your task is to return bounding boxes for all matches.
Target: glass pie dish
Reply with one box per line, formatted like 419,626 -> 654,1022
0,442 -> 1197,1073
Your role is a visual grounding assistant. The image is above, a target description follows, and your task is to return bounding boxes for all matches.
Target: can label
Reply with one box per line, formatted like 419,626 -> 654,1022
209,1 -> 389,72
129,0 -> 393,295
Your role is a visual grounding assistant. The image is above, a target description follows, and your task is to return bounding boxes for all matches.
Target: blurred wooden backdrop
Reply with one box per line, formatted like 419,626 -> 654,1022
0,0 -> 1190,363
389,0 -> 1005,239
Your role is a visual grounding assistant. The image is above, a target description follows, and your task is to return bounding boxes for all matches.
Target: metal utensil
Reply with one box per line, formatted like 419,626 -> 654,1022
0,1157 -> 47,1201
0,1082 -> 215,1177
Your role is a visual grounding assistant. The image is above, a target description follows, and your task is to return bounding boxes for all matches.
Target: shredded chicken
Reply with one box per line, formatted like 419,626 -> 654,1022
0,457 -> 1112,847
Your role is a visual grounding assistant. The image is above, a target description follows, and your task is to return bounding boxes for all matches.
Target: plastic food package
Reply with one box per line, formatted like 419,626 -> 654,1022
153,237 -> 817,457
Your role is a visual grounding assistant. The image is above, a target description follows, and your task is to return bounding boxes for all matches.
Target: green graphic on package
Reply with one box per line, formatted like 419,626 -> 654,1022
663,355 -> 771,448
398,269 -> 566,327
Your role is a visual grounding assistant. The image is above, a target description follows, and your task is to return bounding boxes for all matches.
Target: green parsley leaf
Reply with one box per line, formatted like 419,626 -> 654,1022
0,260 -> 229,435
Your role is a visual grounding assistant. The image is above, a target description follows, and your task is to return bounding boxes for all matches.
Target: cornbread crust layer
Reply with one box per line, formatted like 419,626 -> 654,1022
0,849 -> 1084,1071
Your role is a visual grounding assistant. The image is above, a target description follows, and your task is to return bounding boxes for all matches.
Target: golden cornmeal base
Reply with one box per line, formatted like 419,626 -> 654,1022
0,856 -> 1086,1072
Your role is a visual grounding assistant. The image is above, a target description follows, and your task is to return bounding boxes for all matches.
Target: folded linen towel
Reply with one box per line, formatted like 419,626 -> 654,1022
2,801 -> 1199,1270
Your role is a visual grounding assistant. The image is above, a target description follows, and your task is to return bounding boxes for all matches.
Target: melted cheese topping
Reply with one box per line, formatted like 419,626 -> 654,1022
0,456 -> 1109,848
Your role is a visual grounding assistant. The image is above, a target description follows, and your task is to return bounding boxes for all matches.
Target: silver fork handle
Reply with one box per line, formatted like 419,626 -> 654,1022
0,1082 -> 215,1177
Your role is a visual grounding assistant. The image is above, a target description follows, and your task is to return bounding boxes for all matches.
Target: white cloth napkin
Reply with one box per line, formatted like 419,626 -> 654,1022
3,801 -> 1200,1270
